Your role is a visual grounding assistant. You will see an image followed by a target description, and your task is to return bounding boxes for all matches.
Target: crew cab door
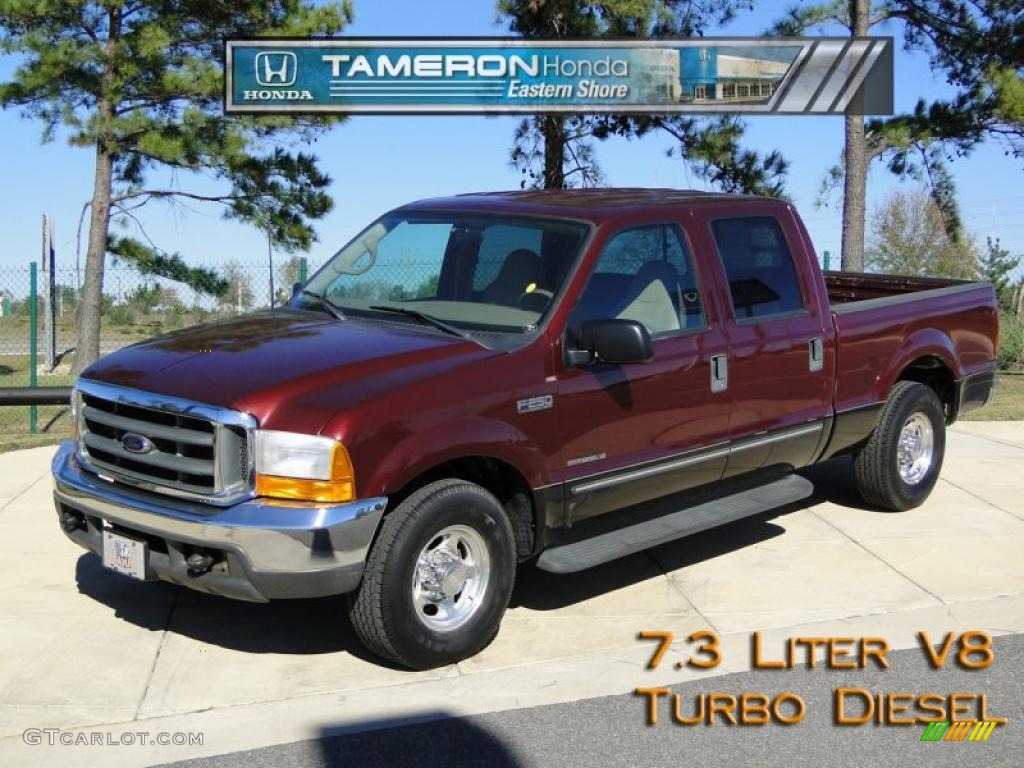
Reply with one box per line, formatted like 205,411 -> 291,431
695,205 -> 833,477
552,218 -> 731,523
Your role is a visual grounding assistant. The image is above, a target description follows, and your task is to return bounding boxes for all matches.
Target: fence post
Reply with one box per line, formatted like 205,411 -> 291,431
823,251 -> 831,271
299,257 -> 308,284
29,261 -> 38,435
266,233 -> 275,309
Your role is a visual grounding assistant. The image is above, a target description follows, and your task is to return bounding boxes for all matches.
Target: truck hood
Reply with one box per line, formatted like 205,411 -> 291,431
81,309 -> 498,433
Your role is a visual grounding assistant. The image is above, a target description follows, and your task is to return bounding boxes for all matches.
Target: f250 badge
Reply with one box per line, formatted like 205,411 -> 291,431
516,395 -> 553,414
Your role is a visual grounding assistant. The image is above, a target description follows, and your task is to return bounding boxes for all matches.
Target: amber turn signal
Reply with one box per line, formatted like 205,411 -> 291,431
255,475 -> 355,503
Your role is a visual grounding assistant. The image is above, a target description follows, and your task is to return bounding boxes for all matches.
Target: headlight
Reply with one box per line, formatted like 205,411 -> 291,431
254,430 -> 356,503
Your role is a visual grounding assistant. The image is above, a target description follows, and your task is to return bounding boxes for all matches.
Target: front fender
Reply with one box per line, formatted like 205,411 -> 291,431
356,415 -> 550,499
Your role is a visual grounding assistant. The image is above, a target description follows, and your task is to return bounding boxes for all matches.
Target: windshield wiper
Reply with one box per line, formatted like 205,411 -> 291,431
300,289 -> 346,321
368,305 -> 470,340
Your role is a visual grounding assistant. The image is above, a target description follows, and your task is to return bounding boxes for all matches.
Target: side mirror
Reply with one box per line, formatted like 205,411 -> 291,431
567,319 -> 653,367
290,282 -> 303,304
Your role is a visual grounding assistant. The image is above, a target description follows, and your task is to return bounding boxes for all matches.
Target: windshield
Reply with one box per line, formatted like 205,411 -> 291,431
300,212 -> 589,335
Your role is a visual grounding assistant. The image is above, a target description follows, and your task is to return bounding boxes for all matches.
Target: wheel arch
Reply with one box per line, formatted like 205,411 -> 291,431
383,454 -> 545,562
894,354 -> 957,423
873,326 -> 960,423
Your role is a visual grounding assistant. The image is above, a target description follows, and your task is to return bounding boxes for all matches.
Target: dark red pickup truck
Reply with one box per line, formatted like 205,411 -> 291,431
53,189 -> 998,668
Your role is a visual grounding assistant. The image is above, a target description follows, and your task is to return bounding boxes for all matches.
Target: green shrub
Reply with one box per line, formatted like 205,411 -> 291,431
998,312 -> 1024,372
105,304 -> 134,326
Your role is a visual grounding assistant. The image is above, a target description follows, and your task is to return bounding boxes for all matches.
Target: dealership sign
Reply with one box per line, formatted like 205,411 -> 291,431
224,38 -> 893,115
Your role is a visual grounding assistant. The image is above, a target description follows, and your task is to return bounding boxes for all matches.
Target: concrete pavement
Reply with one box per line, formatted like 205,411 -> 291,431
1,423 -> 1023,766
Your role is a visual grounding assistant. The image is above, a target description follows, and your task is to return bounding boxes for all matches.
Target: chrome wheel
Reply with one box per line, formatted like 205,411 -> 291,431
412,524 -> 490,632
896,412 -> 934,485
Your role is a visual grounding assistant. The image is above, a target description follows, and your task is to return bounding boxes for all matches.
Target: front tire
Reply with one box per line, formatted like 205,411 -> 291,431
853,381 -> 946,511
350,479 -> 516,669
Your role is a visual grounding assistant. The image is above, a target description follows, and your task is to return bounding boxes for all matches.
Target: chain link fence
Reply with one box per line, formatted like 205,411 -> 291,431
0,258 -> 319,450
2,246 -> 1023,450
0,246 -> 465,449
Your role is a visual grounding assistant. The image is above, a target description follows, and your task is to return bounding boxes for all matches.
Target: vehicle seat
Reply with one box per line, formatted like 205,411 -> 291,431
746,255 -> 786,316
481,249 -> 542,307
614,261 -> 682,335
714,222 -> 793,318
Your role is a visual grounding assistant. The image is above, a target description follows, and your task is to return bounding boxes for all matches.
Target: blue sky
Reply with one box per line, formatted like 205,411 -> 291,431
1,0 -> 1021,279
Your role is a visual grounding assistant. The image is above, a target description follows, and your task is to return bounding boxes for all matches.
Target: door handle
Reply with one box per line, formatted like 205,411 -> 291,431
710,354 -> 728,393
809,337 -> 824,372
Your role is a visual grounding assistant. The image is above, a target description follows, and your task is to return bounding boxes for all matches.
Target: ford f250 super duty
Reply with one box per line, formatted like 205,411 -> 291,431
53,190 -> 999,669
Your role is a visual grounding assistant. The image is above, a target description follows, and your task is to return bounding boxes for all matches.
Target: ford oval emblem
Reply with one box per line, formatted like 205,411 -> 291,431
121,433 -> 155,454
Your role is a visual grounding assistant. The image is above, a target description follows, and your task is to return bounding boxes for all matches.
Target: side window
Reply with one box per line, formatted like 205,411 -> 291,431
571,224 -> 705,337
710,217 -> 805,321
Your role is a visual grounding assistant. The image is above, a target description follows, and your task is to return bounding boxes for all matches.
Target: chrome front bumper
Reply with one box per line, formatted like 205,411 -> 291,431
52,441 -> 387,602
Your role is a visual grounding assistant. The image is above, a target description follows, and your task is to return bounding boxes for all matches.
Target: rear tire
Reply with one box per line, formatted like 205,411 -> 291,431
853,381 -> 946,511
350,479 -> 516,669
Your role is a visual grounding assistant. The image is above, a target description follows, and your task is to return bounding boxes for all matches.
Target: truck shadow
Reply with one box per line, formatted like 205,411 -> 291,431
73,554 -> 394,666
510,455 -> 878,611
797,453 -> 877,510
73,455 -> 879,659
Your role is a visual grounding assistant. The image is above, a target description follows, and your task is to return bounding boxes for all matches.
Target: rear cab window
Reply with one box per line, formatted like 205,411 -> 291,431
710,216 -> 806,321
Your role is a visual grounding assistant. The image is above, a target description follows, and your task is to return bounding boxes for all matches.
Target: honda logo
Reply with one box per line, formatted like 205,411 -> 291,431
254,51 -> 297,87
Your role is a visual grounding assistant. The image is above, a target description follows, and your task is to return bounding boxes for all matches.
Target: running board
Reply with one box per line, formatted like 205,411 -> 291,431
536,475 -> 815,574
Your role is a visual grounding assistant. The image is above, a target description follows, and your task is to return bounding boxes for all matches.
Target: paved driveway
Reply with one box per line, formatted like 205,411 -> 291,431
1,422 -> 1023,766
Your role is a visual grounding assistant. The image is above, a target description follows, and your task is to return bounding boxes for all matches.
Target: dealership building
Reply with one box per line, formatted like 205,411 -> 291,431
632,47 -> 791,103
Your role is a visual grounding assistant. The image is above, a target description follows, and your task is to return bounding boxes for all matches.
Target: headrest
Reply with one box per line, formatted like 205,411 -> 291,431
634,259 -> 681,287
500,249 -> 541,274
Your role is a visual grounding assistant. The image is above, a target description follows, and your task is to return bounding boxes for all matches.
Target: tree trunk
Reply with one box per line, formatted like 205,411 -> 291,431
840,0 -> 870,273
542,115 -> 566,189
72,6 -> 119,374
73,143 -> 113,374
841,114 -> 867,272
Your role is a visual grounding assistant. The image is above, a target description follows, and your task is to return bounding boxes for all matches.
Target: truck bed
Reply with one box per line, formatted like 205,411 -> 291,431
824,270 -> 998,421
824,271 -> 973,307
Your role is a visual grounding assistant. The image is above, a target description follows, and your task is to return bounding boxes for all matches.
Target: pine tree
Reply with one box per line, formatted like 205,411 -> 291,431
498,0 -> 789,196
1,1 -> 353,372
769,0 -> 886,272
890,0 -> 1023,159
770,0 -> 1023,270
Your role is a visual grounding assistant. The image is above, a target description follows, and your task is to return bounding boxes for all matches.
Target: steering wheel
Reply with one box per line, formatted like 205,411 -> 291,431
517,287 -> 554,312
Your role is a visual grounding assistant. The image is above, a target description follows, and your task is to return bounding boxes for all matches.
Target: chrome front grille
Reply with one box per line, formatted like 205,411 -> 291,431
74,380 -> 256,505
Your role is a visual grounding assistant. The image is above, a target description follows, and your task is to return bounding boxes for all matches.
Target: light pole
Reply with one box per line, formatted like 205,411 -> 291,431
267,230 -> 275,309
